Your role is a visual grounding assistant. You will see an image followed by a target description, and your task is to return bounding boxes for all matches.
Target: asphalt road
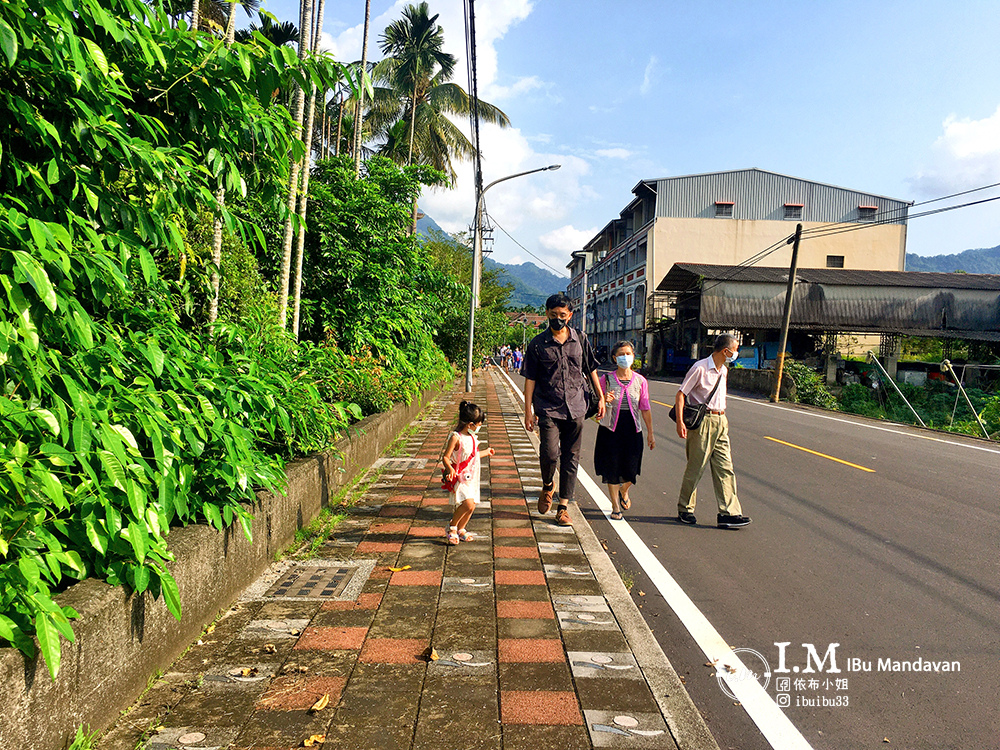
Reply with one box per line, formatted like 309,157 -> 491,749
512,369 -> 1000,750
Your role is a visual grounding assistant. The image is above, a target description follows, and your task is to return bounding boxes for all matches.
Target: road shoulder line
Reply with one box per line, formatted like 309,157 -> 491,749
493,366 -> 721,750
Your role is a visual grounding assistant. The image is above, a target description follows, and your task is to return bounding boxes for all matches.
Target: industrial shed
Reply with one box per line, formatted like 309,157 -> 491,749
656,264 -> 1000,342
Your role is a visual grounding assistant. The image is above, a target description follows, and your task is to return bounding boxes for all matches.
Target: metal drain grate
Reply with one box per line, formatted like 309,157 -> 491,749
265,565 -> 357,599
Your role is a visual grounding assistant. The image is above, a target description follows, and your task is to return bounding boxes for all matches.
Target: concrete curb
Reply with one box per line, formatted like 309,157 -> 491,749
568,503 -> 721,750
489,369 -> 720,750
0,378 -> 451,750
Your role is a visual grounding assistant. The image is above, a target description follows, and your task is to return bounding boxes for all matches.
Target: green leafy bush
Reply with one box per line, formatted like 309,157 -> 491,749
0,0 -> 350,677
782,360 -> 839,410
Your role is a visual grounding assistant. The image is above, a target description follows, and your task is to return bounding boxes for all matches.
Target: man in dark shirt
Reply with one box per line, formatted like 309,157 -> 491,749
522,294 -> 605,526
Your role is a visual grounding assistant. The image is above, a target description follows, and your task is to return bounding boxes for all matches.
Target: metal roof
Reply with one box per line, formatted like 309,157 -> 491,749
657,264 -> 1000,292
655,264 -> 1000,340
632,168 -> 910,205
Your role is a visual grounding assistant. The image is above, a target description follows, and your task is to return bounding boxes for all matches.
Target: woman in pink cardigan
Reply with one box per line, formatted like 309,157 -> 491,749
593,341 -> 655,520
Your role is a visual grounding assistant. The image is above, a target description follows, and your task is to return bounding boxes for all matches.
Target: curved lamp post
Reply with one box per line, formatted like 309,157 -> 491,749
465,164 -> 561,392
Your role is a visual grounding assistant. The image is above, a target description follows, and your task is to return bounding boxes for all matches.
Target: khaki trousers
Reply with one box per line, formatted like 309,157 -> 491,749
677,413 -> 742,515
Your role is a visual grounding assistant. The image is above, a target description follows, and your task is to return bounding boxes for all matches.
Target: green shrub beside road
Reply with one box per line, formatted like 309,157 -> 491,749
0,0 -> 449,679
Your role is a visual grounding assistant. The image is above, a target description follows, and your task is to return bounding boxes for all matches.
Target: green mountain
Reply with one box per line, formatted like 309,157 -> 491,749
416,212 -> 568,308
905,244 -> 1000,273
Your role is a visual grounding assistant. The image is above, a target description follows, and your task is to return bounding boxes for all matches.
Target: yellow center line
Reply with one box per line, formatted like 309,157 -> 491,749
764,436 -> 875,473
651,399 -> 673,408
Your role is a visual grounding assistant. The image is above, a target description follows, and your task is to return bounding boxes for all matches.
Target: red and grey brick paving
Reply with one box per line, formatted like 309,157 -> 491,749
100,371 -> 688,750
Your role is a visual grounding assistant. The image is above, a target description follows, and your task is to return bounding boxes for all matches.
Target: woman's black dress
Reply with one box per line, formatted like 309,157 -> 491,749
593,397 -> 644,484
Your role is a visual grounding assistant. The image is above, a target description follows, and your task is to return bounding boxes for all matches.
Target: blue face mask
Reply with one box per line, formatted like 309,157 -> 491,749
616,354 -> 634,369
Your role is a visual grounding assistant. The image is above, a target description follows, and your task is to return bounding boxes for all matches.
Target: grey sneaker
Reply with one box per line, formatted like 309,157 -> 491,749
717,513 -> 752,529
678,511 -> 697,525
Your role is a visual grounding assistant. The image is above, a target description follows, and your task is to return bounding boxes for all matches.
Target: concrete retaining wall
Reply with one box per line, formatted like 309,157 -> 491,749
728,367 -> 797,401
0,379 -> 451,750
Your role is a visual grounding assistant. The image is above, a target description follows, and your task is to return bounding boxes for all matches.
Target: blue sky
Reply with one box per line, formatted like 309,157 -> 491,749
255,0 -> 1000,276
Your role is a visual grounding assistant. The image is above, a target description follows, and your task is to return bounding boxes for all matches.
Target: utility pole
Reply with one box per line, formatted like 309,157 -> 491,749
771,223 -> 802,403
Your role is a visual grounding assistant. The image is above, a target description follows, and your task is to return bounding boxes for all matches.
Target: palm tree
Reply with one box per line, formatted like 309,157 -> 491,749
377,2 -> 454,166
353,0 -> 372,176
370,3 -> 509,183
234,11 -> 299,45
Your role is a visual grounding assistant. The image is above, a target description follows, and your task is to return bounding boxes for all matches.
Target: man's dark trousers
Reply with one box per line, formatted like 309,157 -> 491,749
538,415 -> 584,502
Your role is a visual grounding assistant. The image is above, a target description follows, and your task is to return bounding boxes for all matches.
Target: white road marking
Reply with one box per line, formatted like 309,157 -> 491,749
495,366 -> 815,750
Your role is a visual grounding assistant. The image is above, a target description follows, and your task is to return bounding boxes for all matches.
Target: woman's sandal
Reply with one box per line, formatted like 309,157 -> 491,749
610,511 -> 624,521
446,527 -> 460,545
458,529 -> 477,542
620,490 -> 631,510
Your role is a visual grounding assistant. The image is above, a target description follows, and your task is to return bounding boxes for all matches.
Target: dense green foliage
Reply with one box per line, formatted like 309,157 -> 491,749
420,228 -> 516,365
839,379 -> 1000,438
0,0 -> 356,677
783,360 -> 840,410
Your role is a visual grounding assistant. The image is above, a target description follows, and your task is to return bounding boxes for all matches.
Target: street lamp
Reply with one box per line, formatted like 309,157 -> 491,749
464,164 -> 561,391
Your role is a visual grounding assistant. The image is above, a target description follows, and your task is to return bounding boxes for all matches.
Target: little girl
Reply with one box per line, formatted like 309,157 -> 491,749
441,401 -> 494,545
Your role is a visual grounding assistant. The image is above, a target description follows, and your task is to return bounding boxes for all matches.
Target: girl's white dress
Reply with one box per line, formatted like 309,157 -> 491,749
446,431 -> 480,505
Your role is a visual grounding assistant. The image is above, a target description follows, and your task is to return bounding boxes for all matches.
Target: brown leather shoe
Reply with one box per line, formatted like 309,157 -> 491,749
537,486 -> 554,514
555,507 -> 572,526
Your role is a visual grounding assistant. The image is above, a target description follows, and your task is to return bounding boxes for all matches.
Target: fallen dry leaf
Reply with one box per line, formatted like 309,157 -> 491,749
263,644 -> 277,654
289,629 -> 301,635
309,694 -> 330,712
389,565 -> 412,572
303,735 -> 326,747
423,646 -> 439,661
638,590 -> 646,596
883,740 -> 890,744
725,665 -> 737,674
204,623 -> 216,635
241,667 -> 259,677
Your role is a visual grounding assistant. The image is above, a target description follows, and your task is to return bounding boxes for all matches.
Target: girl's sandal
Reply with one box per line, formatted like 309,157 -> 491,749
610,511 -> 624,521
458,529 -> 477,542
620,490 -> 631,510
447,527 -> 460,546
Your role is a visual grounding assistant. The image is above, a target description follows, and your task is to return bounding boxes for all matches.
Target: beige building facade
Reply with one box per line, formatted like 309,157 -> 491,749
567,168 -> 910,358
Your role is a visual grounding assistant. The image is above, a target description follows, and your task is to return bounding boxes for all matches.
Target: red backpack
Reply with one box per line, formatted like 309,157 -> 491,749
441,436 -> 477,492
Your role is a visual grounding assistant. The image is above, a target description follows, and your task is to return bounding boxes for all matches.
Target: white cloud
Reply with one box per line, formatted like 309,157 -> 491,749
640,55 -> 657,95
594,147 -> 633,159
910,105 -> 1000,196
539,224 -> 601,254
484,75 -> 546,101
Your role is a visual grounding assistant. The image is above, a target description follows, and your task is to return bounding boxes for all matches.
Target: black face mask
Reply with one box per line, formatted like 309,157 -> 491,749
548,317 -> 568,331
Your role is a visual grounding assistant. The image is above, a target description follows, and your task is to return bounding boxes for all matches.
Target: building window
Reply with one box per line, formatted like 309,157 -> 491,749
826,255 -> 845,268
715,201 -> 734,218
784,203 -> 803,220
858,205 -> 878,222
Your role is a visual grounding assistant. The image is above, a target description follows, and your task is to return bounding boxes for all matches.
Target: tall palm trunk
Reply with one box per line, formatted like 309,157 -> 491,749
278,0 -> 314,329
207,1 -> 238,325
291,0 -> 326,338
353,0 -> 371,176
406,71 -> 418,166
335,89 -> 344,156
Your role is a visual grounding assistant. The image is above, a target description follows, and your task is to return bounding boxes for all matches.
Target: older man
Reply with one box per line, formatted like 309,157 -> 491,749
674,333 -> 752,529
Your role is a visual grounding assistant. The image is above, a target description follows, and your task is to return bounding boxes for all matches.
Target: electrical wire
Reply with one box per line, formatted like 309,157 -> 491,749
489,214 -> 569,278
657,184 -> 1000,307
799,181 -> 1000,238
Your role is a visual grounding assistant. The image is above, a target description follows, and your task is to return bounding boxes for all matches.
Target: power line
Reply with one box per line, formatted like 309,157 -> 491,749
667,184 -> 1000,305
800,181 -> 1000,239
489,215 -> 569,278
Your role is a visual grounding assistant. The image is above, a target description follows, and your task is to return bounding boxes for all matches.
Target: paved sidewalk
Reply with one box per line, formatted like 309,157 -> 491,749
99,371 -> 718,750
